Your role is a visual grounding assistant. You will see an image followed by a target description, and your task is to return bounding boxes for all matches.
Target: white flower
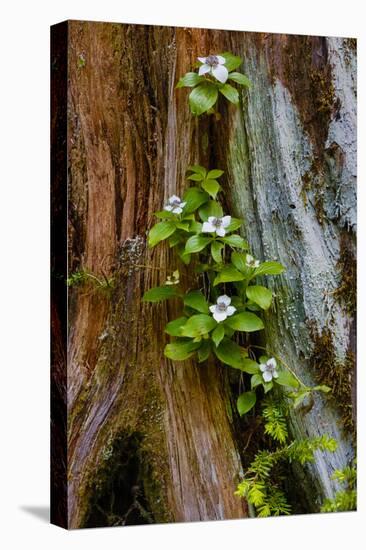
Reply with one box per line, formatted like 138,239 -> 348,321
202,215 -> 231,237
165,270 -> 180,286
164,195 -> 186,214
198,55 -> 229,84
209,295 -> 236,322
246,254 -> 260,268
259,358 -> 279,382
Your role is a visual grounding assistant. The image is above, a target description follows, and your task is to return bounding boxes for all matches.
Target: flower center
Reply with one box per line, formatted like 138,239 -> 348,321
212,217 -> 222,228
217,302 -> 227,312
172,199 -> 181,207
206,55 -> 219,67
266,363 -> 276,373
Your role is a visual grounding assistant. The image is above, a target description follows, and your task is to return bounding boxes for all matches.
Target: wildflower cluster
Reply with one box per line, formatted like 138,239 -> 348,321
140,50 -> 350,517
176,51 -> 251,116
143,163 -> 329,415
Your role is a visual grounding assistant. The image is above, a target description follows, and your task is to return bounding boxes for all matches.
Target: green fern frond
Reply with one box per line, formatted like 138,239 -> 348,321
261,398 -> 288,444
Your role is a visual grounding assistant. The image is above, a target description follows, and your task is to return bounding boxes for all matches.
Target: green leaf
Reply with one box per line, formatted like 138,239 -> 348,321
198,200 -> 223,221
176,72 -> 204,88
214,338 -> 244,369
185,234 -> 212,254
219,83 -> 239,104
237,391 -> 257,416
202,178 -> 221,199
178,251 -> 191,265
263,381 -> 273,393
180,314 -> 217,338
211,241 -> 224,263
176,222 -> 190,232
187,173 -> 204,181
220,235 -> 248,249
169,232 -> 181,247
225,218 -> 243,232
189,220 -> 203,233
164,340 -> 200,360
148,221 -> 176,247
291,390 -> 310,408
197,340 -> 211,362
241,359 -> 260,374
251,373 -> 263,388
220,51 -> 242,72
189,82 -> 218,116
143,286 -> 178,302
187,165 -> 207,178
165,316 -> 187,336
253,261 -> 285,277
183,187 -> 209,213
228,72 -> 251,87
213,265 -> 245,286
246,285 -> 273,310
184,290 -> 209,313
154,210 -> 174,219
225,312 -> 264,332
231,251 -> 248,273
207,169 -> 224,179
212,324 -> 225,347
275,370 -> 299,388
313,384 -> 332,393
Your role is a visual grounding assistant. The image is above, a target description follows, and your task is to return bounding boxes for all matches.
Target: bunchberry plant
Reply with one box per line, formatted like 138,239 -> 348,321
140,51 -> 351,516
176,52 -> 251,116
143,164 -> 330,416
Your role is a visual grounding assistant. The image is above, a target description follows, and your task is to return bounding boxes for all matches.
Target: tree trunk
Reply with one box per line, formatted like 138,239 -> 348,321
51,21 -> 356,528
214,33 -> 356,509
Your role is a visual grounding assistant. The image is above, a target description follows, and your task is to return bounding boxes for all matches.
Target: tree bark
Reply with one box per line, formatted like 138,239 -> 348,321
214,33 -> 356,509
53,21 -> 356,528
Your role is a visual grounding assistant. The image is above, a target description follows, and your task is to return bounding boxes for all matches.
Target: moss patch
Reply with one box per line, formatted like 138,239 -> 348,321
268,35 -> 336,160
309,325 -> 355,438
333,231 -> 356,315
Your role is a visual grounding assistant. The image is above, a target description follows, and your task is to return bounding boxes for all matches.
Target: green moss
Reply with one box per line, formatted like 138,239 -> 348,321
333,232 -> 356,315
300,158 -> 327,224
309,68 -> 335,119
309,325 -> 355,438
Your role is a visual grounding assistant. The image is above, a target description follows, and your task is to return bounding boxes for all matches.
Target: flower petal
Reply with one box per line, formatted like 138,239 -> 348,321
218,295 -> 231,306
209,305 -> 216,313
198,64 -> 211,76
226,306 -> 236,316
259,364 -> 266,372
197,57 -> 208,63
213,310 -> 228,322
216,227 -> 226,237
272,370 -> 279,379
207,216 -> 216,224
267,358 -> 277,369
180,202 -> 187,208
173,207 -> 183,214
164,205 -> 173,211
246,254 -> 254,263
221,215 -> 232,228
212,64 -> 229,83
202,221 -> 215,233
169,194 -> 180,203
216,55 -> 226,64
262,371 -> 273,382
